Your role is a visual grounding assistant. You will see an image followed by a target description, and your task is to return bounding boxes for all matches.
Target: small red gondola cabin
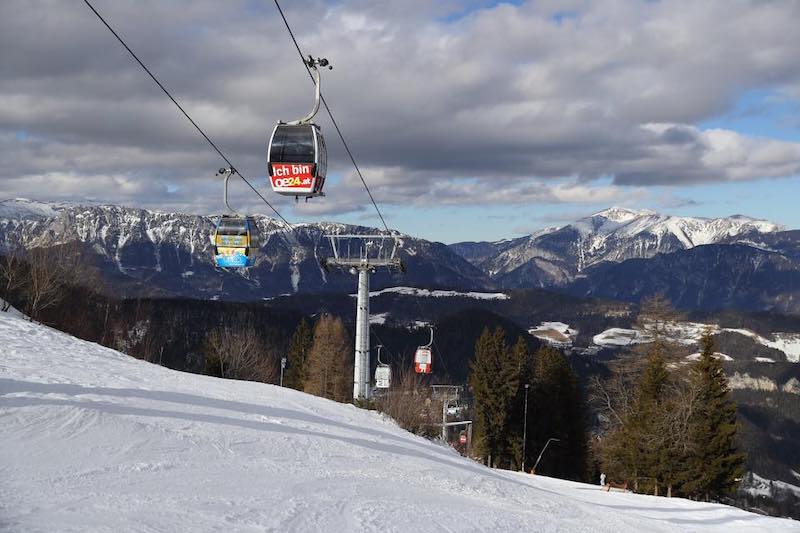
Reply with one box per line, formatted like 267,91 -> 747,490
414,346 -> 432,374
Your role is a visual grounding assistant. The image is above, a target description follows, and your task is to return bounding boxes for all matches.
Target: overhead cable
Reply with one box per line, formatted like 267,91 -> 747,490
81,0 -> 294,230
272,0 -> 391,233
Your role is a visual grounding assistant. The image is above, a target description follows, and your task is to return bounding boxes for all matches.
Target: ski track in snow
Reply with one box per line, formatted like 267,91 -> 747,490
0,313 -> 797,532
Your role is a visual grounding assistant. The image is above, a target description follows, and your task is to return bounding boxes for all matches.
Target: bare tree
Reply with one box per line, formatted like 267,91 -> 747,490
303,314 -> 352,402
636,294 -> 686,348
378,364 -> 439,437
205,322 -> 278,383
0,251 -> 25,312
26,245 -> 83,320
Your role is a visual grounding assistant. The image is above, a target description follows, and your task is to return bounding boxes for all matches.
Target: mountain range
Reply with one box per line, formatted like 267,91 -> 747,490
0,198 -> 486,300
1,199 -> 799,312
450,207 -> 784,287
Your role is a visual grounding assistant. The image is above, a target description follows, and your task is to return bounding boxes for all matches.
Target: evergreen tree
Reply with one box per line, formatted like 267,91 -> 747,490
508,337 -> 534,471
469,327 -> 520,468
603,343 -> 669,491
304,314 -> 353,403
284,318 -> 313,390
680,332 -> 745,500
530,346 -> 588,480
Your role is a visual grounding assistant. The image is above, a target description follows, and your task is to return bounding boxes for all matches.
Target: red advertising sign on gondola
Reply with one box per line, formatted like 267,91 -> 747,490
270,163 -> 316,193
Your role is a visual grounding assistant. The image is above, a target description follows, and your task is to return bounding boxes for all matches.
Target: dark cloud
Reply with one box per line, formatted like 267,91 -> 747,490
1,0 -> 800,221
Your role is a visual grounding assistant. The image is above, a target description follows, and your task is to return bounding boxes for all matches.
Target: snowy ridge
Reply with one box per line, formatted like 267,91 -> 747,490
0,197 -> 72,221
3,314 -> 798,532
469,206 -> 783,286
744,473 -> 800,499
0,198 -> 489,298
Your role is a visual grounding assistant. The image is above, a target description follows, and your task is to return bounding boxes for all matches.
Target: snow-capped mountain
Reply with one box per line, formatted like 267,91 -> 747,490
450,207 -> 784,287
2,199 -> 796,310
0,199 -> 488,300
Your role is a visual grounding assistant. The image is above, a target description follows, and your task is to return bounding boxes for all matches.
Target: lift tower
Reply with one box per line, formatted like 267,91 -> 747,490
322,234 -> 403,401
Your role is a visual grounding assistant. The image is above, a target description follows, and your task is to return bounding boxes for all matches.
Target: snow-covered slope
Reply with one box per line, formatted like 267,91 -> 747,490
2,314 -> 796,532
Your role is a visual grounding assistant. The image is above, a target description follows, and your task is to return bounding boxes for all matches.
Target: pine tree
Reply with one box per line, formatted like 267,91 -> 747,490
284,318 -> 313,390
530,346 -> 588,480
508,337 -> 533,471
603,343 -> 669,491
680,332 -> 745,500
304,314 -> 353,403
469,327 -> 520,468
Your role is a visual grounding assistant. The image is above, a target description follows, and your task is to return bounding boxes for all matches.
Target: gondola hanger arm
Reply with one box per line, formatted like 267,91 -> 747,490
216,167 -> 240,216
424,326 -> 434,348
286,56 -> 332,126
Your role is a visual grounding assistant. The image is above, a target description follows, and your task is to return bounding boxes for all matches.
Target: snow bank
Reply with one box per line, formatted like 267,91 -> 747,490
1,313 -> 797,532
685,352 -> 734,362
357,286 -> 510,300
593,328 -> 650,347
529,322 -> 577,346
369,312 -> 389,325
0,299 -> 24,319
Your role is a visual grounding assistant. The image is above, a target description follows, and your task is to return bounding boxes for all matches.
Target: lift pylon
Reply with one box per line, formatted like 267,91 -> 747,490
321,234 -> 404,401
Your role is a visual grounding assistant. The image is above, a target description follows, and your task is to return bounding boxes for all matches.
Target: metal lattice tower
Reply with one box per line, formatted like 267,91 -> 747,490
321,234 -> 404,401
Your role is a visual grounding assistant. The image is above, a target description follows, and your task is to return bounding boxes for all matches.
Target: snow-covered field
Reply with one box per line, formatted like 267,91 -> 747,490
357,286 -> 510,300
529,322 -> 577,346
1,313 -> 798,532
591,322 -> 800,362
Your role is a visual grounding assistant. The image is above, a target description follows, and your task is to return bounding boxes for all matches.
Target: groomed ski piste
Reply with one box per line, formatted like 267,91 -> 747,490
1,311 -> 798,532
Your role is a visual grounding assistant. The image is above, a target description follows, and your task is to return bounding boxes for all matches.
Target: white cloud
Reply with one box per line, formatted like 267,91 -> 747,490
1,0 -> 799,220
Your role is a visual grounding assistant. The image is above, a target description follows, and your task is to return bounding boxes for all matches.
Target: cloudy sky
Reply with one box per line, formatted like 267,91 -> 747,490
2,0 -> 799,242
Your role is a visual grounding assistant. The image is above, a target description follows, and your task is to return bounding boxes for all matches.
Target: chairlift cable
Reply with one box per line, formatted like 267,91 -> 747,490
432,338 -> 452,383
368,325 -> 396,364
272,0 -> 391,233
81,0 -> 295,231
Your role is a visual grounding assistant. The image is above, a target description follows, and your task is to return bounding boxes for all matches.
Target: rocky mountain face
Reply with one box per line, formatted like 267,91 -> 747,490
3,200 -> 798,312
450,207 -> 784,288
0,199 -> 489,300
566,244 -> 800,313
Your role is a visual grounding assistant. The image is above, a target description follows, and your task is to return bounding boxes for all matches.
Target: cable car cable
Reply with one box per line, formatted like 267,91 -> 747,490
368,325 -> 396,365
272,0 -> 391,233
432,338 -> 452,383
81,0 -> 295,231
